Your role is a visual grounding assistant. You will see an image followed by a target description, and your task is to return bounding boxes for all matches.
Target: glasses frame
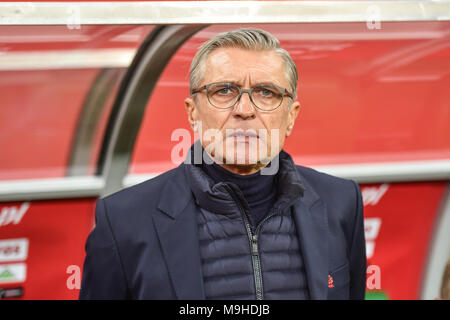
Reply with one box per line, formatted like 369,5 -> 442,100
191,82 -> 294,111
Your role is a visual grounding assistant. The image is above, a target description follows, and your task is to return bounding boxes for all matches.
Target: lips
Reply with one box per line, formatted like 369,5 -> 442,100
226,129 -> 259,138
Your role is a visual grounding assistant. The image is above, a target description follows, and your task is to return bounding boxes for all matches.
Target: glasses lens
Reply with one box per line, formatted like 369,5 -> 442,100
207,83 -> 240,109
251,85 -> 284,111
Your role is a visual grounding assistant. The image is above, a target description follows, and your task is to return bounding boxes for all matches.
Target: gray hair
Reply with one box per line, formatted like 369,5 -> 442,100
189,28 -> 298,100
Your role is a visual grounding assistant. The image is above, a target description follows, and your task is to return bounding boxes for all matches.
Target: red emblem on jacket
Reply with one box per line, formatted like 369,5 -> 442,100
328,275 -> 335,288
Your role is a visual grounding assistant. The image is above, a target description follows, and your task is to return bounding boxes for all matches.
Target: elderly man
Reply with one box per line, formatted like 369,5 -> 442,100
80,28 -> 366,300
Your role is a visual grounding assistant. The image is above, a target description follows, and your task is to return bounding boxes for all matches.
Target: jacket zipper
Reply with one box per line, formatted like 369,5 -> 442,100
251,209 -> 281,299
223,184 -> 280,301
242,210 -> 264,300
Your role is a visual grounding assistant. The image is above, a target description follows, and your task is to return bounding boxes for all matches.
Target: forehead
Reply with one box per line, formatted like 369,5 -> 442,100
202,47 -> 288,86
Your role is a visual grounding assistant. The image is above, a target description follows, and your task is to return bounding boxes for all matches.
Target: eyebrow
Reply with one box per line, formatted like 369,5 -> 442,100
212,80 -> 281,87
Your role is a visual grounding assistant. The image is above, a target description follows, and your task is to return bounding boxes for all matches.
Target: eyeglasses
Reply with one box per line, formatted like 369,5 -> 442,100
191,82 -> 294,111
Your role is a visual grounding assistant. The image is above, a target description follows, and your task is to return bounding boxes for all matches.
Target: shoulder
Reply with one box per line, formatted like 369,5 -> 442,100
91,166 -> 187,243
295,165 -> 358,194
98,166 -> 181,218
295,164 -> 361,220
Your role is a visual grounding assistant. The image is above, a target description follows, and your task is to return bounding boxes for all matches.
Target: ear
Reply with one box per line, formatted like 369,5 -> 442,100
285,100 -> 301,137
185,97 -> 198,132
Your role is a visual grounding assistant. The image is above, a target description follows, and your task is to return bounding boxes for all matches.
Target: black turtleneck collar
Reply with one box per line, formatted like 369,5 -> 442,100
200,151 -> 278,226
202,160 -> 277,205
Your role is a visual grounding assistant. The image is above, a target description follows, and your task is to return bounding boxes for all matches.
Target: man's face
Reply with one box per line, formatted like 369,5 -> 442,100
185,47 -> 301,174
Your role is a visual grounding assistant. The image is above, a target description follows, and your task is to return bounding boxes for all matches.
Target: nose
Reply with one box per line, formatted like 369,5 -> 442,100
232,91 -> 256,120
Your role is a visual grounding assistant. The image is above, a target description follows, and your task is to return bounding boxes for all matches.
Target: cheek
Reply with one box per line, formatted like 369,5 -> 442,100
260,114 -> 289,153
197,108 -> 230,135
261,113 -> 288,138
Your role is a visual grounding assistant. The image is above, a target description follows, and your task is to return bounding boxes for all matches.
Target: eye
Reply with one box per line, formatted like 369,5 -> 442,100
218,87 -> 230,95
211,84 -> 237,96
261,88 -> 274,97
254,86 -> 276,98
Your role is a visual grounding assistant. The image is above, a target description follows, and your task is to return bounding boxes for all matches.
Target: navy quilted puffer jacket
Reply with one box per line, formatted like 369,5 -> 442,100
185,150 -> 310,300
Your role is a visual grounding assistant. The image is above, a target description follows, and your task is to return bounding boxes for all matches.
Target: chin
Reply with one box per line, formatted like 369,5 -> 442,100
235,156 -> 259,166
223,148 -> 259,165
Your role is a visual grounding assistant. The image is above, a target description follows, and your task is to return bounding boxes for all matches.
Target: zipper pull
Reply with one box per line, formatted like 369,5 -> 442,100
251,234 -> 258,256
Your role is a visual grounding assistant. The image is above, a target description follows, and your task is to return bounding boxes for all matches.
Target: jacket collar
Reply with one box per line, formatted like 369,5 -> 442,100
291,169 -> 329,300
153,161 -> 205,299
182,141 -> 306,218
156,163 -> 193,220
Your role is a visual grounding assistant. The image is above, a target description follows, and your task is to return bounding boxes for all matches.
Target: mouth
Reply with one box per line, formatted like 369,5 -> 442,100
225,129 -> 259,144
226,129 -> 259,139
